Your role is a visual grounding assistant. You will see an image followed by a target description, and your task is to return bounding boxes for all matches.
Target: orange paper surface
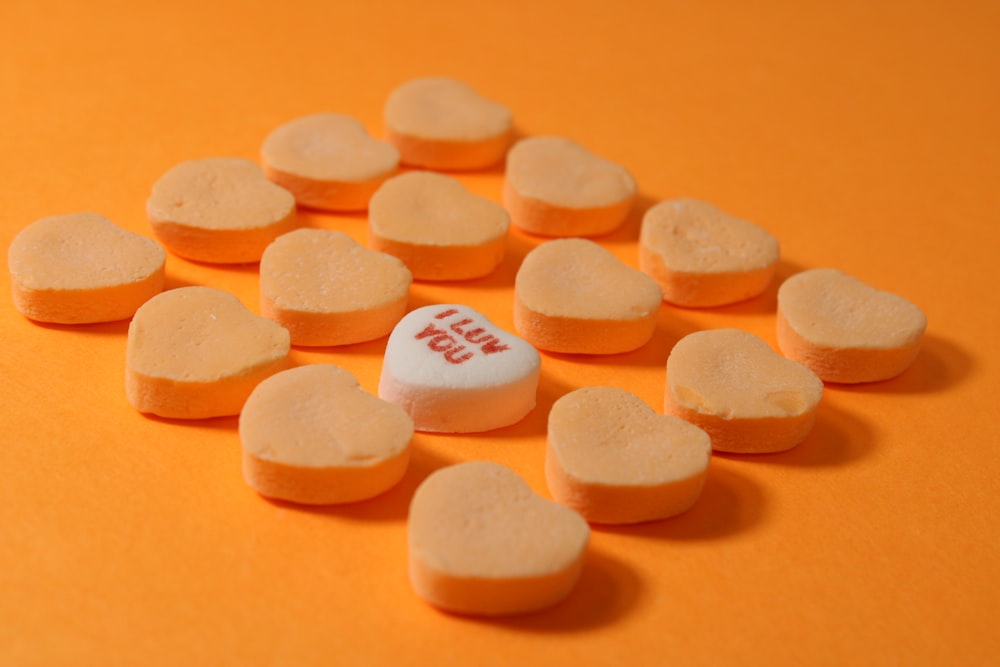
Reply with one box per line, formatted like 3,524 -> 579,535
2,1 -> 998,665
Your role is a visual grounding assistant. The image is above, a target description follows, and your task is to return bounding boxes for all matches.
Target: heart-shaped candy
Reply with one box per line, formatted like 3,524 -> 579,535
546,386 -> 711,524
260,229 -> 412,346
514,238 -> 662,354
503,136 -> 636,237
240,364 -> 413,505
368,171 -> 509,280
261,112 -> 399,211
7,212 -> 165,324
639,198 -> 780,307
408,461 -> 589,616
777,268 -> 927,383
126,286 -> 290,419
378,304 -> 540,433
384,77 -> 513,170
146,157 -> 298,263
664,328 -> 823,454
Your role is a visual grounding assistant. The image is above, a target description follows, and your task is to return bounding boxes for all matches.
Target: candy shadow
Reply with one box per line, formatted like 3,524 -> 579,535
487,371 -> 574,440
262,437 -> 454,522
33,319 -> 132,336
713,400 -> 875,468
593,463 -> 766,541
457,547 -> 640,632
143,413 -> 240,431
664,258 -> 807,318
825,333 -> 972,395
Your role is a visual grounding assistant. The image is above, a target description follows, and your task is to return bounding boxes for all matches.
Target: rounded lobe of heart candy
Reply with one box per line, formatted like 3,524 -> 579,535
368,171 -> 509,280
514,238 -> 662,354
126,286 -> 291,419
260,228 -> 411,346
664,328 -> 823,454
384,77 -> 513,170
378,304 -> 540,433
261,113 -> 399,211
503,136 -> 636,237
240,364 -> 413,504
546,386 -> 711,524
146,157 -> 298,263
639,198 -> 780,307
776,268 -> 927,383
408,461 -> 589,616
7,212 -> 165,324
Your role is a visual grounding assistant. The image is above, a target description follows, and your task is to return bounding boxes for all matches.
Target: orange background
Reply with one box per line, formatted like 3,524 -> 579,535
1,1 -> 998,665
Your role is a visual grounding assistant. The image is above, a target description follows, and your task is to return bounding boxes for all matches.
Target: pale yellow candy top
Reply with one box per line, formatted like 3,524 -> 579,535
549,386 -> 711,485
778,268 -> 927,349
240,364 -> 413,468
260,229 -> 411,313
8,212 -> 165,291
505,136 -> 636,208
127,286 -> 290,382
516,238 -> 662,319
261,113 -> 399,182
641,198 -> 779,273
146,158 -> 295,230
408,461 -> 589,578
384,77 -> 511,141
668,328 -> 823,418
368,171 -> 509,245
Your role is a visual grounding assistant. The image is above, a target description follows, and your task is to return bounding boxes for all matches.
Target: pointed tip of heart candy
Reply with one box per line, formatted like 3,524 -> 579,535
408,461 -> 589,616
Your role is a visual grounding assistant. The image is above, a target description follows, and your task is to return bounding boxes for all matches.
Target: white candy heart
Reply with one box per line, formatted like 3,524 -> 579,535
378,304 -> 541,433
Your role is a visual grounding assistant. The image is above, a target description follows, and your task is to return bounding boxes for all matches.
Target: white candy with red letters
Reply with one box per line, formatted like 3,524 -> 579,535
378,304 -> 541,433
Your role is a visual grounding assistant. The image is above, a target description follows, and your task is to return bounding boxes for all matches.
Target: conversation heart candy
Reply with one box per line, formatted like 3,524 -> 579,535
384,76 -> 513,171
664,328 -> 823,454
776,268 -> 927,383
378,304 -> 540,433
546,386 -> 711,524
408,461 -> 590,616
240,364 -> 413,505
639,198 -> 780,307
514,238 -> 662,354
261,112 -> 399,211
260,228 -> 412,346
7,212 -> 165,324
146,157 -> 298,263
126,286 -> 291,419
368,171 -> 509,280
503,136 -> 636,237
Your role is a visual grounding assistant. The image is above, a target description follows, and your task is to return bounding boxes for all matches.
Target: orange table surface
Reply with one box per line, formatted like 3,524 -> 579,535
2,1 -> 998,665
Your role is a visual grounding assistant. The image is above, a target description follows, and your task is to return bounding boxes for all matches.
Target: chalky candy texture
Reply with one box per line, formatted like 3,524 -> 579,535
546,386 -> 711,524
503,136 -> 636,237
8,212 -> 165,324
240,364 -> 413,505
408,461 -> 589,616
514,238 -> 662,354
146,157 -> 298,263
664,328 -> 823,454
384,76 -> 513,171
639,198 -> 780,307
777,268 -> 927,383
261,112 -> 399,211
368,171 -> 509,281
378,304 -> 540,433
126,286 -> 291,419
260,228 -> 411,346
